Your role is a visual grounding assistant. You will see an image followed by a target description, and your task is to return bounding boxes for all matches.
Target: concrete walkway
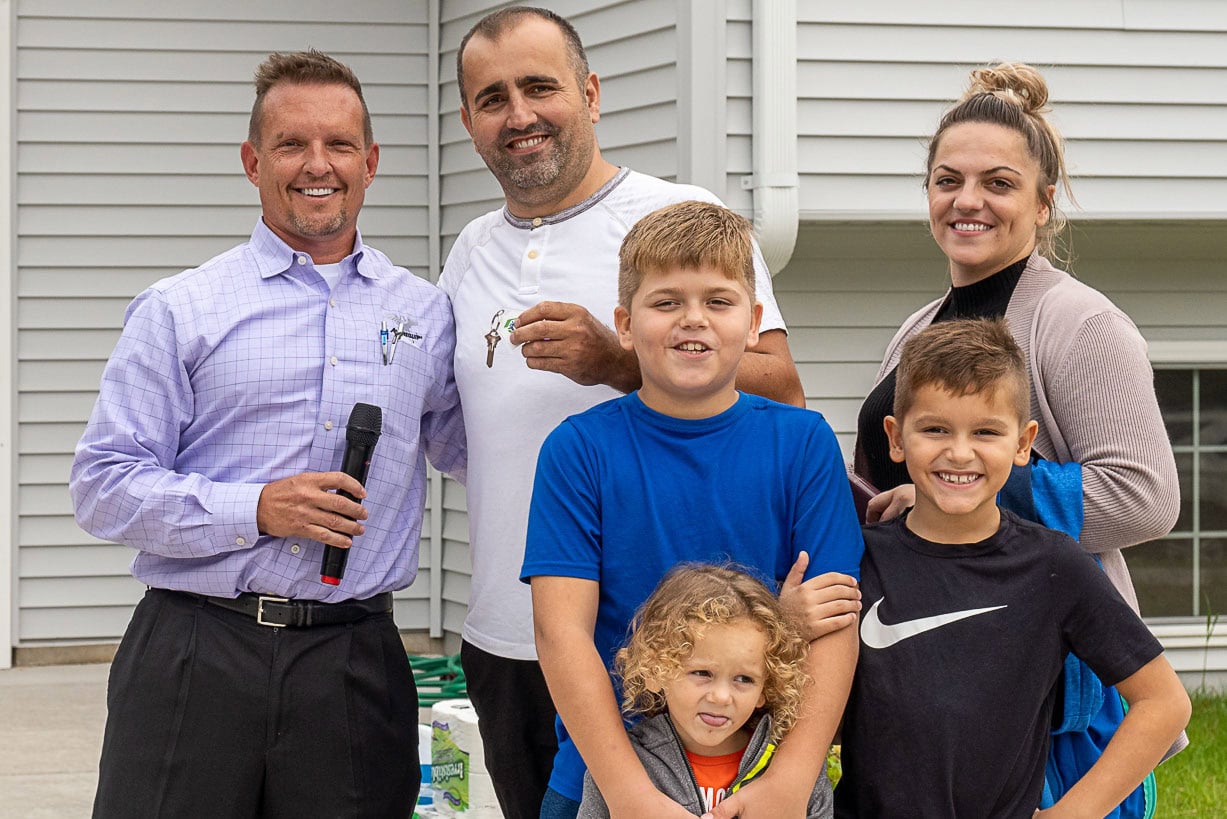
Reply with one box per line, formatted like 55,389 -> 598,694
0,663 -> 108,819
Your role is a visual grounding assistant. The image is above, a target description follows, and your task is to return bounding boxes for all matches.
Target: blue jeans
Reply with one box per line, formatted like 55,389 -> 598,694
539,787 -> 581,819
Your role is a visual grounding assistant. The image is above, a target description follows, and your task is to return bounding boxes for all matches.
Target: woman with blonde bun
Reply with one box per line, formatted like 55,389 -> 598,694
856,62 -> 1177,606
851,62 -> 1185,815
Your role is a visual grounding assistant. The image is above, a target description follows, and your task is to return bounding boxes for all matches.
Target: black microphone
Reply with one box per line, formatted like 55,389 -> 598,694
321,402 -> 382,586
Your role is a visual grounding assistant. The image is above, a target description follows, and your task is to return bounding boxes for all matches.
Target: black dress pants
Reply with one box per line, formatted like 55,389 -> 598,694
93,588 -> 420,819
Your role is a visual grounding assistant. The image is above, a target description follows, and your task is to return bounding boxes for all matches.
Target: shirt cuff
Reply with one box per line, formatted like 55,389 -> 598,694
206,481 -> 265,549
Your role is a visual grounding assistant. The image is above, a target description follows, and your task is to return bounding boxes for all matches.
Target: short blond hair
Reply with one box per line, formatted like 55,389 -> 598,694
618,201 -> 756,308
615,563 -> 809,744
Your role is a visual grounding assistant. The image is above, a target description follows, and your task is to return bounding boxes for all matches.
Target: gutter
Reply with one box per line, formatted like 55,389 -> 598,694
741,0 -> 799,275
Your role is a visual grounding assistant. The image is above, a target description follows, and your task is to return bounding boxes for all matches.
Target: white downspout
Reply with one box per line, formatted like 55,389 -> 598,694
741,0 -> 798,275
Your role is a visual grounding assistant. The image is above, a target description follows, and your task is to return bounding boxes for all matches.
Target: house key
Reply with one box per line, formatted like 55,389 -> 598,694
485,309 -> 505,367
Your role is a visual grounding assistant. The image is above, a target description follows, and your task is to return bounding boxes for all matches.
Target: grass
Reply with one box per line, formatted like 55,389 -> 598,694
1154,691 -> 1227,817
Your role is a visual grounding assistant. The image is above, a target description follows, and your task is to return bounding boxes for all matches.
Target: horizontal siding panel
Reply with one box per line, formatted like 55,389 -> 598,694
795,363 -> 877,400
21,515 -> 102,546
17,18 -> 424,53
21,423 -> 104,457
21,454 -> 76,485
17,47 -> 420,81
21,575 -> 142,608
16,80 -> 424,116
19,393 -> 98,424
19,605 -> 138,642
393,599 -> 430,629
19,0 -> 415,23
20,298 -> 130,330
21,485 -> 73,517
442,571 -> 471,605
799,24 -> 1227,67
800,2 -> 1123,28
19,361 -> 105,392
19,545 -> 133,578
21,329 -> 119,359
597,102 -> 679,151
799,61 -> 1227,106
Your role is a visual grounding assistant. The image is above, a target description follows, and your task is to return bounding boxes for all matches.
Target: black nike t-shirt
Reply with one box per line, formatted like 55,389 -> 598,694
835,510 -> 1162,819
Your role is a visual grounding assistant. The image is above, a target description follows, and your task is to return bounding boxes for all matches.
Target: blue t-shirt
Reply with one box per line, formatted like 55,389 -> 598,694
521,391 -> 865,801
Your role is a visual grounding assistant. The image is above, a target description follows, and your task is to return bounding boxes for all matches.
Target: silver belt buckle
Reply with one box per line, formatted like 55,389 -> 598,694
256,595 -> 292,627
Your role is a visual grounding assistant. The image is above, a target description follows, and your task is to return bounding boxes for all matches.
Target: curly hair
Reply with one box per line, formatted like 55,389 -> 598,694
615,563 -> 810,744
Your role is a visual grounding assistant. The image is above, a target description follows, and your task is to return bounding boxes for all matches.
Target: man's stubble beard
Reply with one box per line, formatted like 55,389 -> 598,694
483,122 -> 596,209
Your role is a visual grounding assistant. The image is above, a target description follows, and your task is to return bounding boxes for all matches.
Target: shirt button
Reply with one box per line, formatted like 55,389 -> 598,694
235,536 -> 246,546
527,250 -> 539,260
532,217 -> 542,228
290,544 -> 301,555
297,256 -> 307,265
330,355 -> 338,366
324,420 -> 334,431
329,298 -> 337,308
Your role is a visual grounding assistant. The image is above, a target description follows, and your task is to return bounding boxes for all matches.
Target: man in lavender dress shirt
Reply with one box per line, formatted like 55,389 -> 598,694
70,50 -> 464,818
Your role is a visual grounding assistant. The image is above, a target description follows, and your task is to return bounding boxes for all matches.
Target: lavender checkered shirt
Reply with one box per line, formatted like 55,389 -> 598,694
71,220 -> 466,601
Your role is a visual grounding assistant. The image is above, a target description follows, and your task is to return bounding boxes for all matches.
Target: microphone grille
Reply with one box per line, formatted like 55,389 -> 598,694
346,402 -> 382,445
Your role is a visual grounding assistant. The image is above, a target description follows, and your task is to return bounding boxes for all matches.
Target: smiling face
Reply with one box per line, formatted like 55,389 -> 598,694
614,265 -> 762,419
927,122 -> 1055,286
658,620 -> 768,757
459,16 -> 604,217
241,82 -> 378,264
885,381 -> 1038,543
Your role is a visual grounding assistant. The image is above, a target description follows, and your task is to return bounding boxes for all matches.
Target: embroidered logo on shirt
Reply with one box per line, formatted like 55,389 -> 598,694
860,597 -> 1006,649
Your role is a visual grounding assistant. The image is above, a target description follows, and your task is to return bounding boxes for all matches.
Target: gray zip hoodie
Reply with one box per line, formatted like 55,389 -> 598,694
578,713 -> 833,818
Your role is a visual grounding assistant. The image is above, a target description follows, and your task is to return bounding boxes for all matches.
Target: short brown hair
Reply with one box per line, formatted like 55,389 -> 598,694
456,6 -> 590,108
615,563 -> 810,744
618,201 -> 756,308
249,49 -> 372,146
894,318 -> 1030,423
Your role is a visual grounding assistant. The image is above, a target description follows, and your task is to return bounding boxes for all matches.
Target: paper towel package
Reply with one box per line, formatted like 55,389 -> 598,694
431,699 -> 500,818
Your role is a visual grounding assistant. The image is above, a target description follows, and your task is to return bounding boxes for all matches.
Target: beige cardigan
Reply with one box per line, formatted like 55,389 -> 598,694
872,252 -> 1180,614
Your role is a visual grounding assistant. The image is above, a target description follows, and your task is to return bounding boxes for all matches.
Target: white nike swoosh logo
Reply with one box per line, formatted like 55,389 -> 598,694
860,597 -> 1006,649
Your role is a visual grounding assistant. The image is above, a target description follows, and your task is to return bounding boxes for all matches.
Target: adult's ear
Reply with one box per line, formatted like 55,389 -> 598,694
240,141 -> 260,186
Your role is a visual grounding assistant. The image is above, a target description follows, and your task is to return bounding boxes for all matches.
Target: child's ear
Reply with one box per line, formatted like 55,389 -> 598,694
1015,419 -> 1039,466
755,692 -> 766,710
613,304 -> 634,352
884,415 -> 906,463
746,301 -> 763,347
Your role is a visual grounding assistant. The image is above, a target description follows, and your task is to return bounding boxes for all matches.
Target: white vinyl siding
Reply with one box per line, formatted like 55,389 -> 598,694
15,0 -> 431,643
787,2 -> 1227,220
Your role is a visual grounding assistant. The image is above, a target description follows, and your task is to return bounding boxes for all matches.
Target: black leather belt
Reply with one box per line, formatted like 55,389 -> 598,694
180,590 -> 393,628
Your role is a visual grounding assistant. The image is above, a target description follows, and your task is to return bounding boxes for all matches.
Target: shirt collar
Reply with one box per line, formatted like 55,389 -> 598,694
502,166 -> 631,229
248,218 -> 378,280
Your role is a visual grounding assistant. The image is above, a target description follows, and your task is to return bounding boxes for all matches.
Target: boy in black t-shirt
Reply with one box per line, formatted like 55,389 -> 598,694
835,318 -> 1189,818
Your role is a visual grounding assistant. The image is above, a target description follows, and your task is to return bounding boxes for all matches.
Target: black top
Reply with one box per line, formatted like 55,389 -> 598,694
836,511 -> 1162,818
855,258 -> 1027,490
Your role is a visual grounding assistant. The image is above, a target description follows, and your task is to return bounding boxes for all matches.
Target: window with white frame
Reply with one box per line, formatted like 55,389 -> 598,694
1125,367 -> 1227,619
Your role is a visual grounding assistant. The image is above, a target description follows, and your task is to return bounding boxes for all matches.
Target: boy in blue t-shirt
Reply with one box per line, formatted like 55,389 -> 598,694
836,318 -> 1190,818
521,201 -> 864,819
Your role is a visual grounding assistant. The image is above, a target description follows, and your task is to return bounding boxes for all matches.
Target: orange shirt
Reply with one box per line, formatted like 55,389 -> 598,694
686,748 -> 746,812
